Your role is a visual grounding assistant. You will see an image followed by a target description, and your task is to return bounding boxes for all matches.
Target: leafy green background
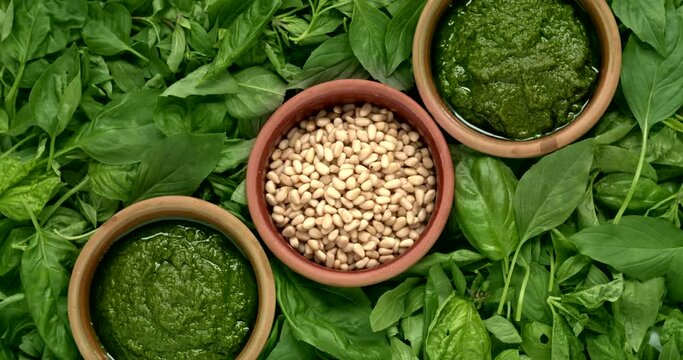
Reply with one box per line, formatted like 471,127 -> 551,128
0,0 -> 682,359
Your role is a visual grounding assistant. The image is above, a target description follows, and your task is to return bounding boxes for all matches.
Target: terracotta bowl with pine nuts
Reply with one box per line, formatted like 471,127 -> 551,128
246,79 -> 453,287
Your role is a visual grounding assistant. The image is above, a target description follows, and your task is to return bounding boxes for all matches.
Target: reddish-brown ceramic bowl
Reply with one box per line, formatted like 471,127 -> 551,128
246,79 -> 453,288
413,0 -> 621,158
68,196 -> 275,360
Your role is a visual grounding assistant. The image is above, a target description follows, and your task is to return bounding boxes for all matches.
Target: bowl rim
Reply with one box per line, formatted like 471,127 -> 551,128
413,0 -> 622,158
246,79 -> 454,288
67,196 -> 275,360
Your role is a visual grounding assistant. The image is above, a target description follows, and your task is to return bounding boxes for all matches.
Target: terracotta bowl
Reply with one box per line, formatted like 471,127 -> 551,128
413,0 -> 621,158
246,79 -> 454,288
67,196 -> 275,360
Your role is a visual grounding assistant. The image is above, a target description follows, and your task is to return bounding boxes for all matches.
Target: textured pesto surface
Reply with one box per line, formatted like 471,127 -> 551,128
434,0 -> 598,139
91,221 -> 258,360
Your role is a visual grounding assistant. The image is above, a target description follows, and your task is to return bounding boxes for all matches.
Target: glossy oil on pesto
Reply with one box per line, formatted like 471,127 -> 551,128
91,221 -> 258,360
434,0 -> 598,140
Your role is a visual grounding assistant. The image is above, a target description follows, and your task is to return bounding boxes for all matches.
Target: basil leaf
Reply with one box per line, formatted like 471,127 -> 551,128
225,67 -> 286,119
108,60 -> 144,93
594,173 -> 672,211
205,0 -> 281,78
455,153 -> 518,261
483,315 -> 522,344
370,278 -> 421,332
494,349 -> 522,360
154,96 -> 228,136
78,89 -> 165,165
593,112 -> 637,145
401,314 -> 424,356
214,139 -> 254,173
384,0 -> 424,75
273,262 -> 391,360
571,216 -> 683,281
593,145 -> 658,180
166,26 -> 186,73
29,45 -> 81,139
561,273 -> 624,309
551,311 -> 584,360
424,265 -> 453,330
585,322 -> 631,360
555,255 -> 591,285
349,0 -> 389,80
613,277 -> 667,352
288,34 -> 367,89
130,133 -> 224,202
0,0 -> 50,64
621,9 -> 683,132
265,321 -> 317,360
81,2 -> 147,60
514,140 -> 594,241
88,162 -> 138,202
403,285 -> 425,319
661,309 -> 683,352
425,293 -> 491,360
390,337 -> 415,360
0,221 -> 23,277
161,64 -> 238,98
21,231 -> 79,360
521,321 -> 552,360
404,250 -> 483,276
612,0 -> 667,55
659,340 -> 680,360
0,172 -> 61,221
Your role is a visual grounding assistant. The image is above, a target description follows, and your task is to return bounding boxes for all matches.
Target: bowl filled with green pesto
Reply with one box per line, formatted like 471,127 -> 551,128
67,196 -> 275,360
413,0 -> 621,158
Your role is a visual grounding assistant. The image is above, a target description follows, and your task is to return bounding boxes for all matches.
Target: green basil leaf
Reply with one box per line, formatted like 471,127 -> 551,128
659,340 -> 680,360
88,162 -> 138,202
384,0 -> 424,75
483,315 -> 522,344
108,60 -> 144,93
0,221 -> 24,277
455,153 -> 518,261
593,145 -> 658,180
555,254 -> 591,284
78,89 -> 165,165
21,231 -> 78,360
0,1 -> 14,42
29,45 -> 81,138
0,109 -> 8,134
154,96 -> 228,136
576,176 -> 602,230
81,2 -> 147,60
521,321 -> 552,360
401,314 -> 424,356
288,34 -> 367,89
349,0 -> 389,80
551,311 -> 585,360
612,0 -> 667,55
404,250 -> 483,277
131,133 -> 224,202
161,64 -> 238,98
561,273 -> 624,309
594,173 -> 672,212
273,262 -> 391,360
0,293 -> 33,349
265,321 -> 317,360
571,216 -> 683,281
585,322 -> 632,360
391,337 -> 417,360
621,9 -> 683,132
661,309 -> 683,353
225,67 -> 286,119
613,277 -> 667,352
424,265 -> 453,330
205,0 -> 281,78
166,26 -> 186,73
593,112 -> 636,145
370,278 -> 421,332
511,263 -> 552,324
0,172 -> 61,221
403,285 -> 425,319
214,139 -> 254,173
514,140 -> 594,241
0,0 -> 50,64
0,155 -> 36,194
425,293 -> 491,360
494,349 -> 521,360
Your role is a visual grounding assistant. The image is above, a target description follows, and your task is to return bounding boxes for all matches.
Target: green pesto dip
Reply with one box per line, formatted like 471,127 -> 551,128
91,221 -> 258,360
434,0 -> 598,139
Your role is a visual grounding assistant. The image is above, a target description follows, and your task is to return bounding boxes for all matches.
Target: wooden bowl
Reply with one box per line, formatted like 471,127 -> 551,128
67,196 -> 275,360
413,0 -> 621,158
246,79 -> 454,287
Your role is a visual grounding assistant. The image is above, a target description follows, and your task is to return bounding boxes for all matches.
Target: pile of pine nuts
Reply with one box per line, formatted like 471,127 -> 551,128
265,103 -> 437,270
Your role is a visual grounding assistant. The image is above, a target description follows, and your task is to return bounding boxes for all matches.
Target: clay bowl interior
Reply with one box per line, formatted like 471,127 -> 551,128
67,196 -> 275,360
413,0 -> 622,158
246,79 -> 454,288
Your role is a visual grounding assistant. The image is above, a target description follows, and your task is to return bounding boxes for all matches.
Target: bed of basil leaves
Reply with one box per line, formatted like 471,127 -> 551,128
0,0 -> 682,359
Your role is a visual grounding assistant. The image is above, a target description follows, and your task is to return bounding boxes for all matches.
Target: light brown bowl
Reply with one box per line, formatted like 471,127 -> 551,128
413,0 -> 621,158
246,79 -> 454,288
67,196 -> 275,360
